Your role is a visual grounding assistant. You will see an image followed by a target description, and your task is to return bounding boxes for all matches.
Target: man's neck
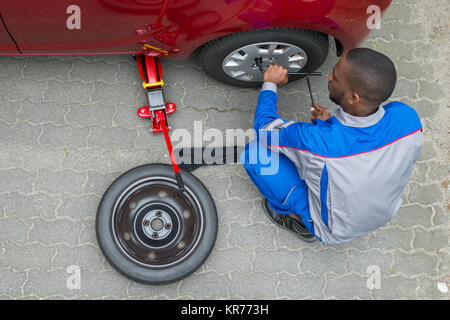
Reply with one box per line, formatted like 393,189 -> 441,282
342,105 -> 379,117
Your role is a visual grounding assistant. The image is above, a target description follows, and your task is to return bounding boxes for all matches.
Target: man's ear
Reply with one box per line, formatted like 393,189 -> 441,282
348,92 -> 360,105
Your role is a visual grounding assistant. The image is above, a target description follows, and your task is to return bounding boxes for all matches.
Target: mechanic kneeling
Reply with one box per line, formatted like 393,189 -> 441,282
240,48 -> 422,245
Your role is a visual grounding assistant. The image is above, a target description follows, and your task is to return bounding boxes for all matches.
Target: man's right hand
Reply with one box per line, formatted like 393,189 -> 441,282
310,104 -> 331,121
263,64 -> 289,86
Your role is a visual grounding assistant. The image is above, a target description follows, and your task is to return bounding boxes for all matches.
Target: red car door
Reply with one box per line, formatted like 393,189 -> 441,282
0,0 -> 253,55
0,13 -> 18,53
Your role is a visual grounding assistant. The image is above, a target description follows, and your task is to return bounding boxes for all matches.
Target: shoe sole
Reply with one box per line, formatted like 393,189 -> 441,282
262,200 -> 317,243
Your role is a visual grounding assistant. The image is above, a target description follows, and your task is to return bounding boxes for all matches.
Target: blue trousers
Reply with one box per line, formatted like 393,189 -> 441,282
240,140 -> 316,236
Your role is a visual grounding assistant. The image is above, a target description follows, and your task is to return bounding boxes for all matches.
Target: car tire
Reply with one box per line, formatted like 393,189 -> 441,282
199,28 -> 329,88
96,164 -> 218,285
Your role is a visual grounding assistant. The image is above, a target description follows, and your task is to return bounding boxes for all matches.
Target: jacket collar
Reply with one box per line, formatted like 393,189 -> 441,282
329,106 -> 385,127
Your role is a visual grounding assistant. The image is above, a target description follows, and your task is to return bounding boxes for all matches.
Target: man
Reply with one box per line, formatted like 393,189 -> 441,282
240,48 -> 422,245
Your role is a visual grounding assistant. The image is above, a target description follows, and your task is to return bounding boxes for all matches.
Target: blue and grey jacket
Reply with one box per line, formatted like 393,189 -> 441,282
256,83 -> 423,245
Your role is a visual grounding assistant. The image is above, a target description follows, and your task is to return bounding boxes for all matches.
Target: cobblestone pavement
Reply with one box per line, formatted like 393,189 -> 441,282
0,0 -> 448,299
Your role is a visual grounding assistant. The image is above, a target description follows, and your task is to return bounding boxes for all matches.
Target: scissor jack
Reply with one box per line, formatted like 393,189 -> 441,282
136,55 -> 184,191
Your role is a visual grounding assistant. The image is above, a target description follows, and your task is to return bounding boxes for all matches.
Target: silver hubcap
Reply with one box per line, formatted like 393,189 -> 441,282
142,209 -> 173,240
222,42 -> 308,82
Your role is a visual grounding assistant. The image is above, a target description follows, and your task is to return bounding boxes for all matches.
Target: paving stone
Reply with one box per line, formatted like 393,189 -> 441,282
91,82 -> 139,107
324,274 -> 372,299
0,56 -> 27,80
127,280 -> 179,299
216,199 -> 254,226
410,99 -> 440,119
88,125 -> 137,149
0,78 -> 46,101
392,251 -> 438,277
83,171 -> 117,195
35,169 -> 86,195
0,168 -> 36,194
391,204 -> 433,229
0,121 -> 41,146
229,271 -> 278,299
277,272 -> 324,299
366,227 -> 414,251
418,141 -> 438,161
393,24 -> 425,42
203,247 -> 253,274
375,39 -> 414,61
0,99 -> 20,124
52,244 -> 105,272
40,123 -> 90,148
0,269 -> 26,298
57,194 -> 100,220
0,216 -> 33,244
417,276 -> 450,300
6,192 -> 60,219
372,275 -> 418,299
184,86 -> 229,110
77,270 -> 129,298
23,269 -> 77,299
391,78 -> 419,99
428,162 -> 448,182
23,58 -> 72,81
413,228 -> 448,251
29,218 -> 82,246
78,219 -> 98,247
300,248 -> 347,275
179,271 -> 229,299
70,60 -> 118,83
19,100 -> 68,125
0,243 -> 55,271
411,161 -> 429,182
228,223 -> 277,250
228,175 -> 261,201
432,205 -> 447,226
66,103 -> 114,127
419,80 -> 445,100
346,249 -> 393,276
408,182 -> 443,205
396,60 -> 435,81
253,248 -> 301,275
44,80 -> 93,104
0,145 -> 65,171
62,147 -> 114,174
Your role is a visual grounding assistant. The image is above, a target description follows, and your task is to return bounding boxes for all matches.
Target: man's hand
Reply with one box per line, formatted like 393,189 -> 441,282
263,64 -> 289,86
310,104 -> 331,121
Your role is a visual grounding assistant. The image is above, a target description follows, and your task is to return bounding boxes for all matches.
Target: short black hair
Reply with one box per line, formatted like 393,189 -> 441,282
345,48 -> 397,105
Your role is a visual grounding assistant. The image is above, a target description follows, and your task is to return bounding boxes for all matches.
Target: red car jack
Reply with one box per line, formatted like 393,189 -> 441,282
136,54 -> 184,191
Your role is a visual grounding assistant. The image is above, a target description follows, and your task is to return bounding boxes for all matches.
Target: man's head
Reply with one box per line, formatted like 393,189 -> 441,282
328,48 -> 397,116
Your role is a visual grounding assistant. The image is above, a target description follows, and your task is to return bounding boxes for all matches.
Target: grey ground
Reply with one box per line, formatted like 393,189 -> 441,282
0,0 -> 448,299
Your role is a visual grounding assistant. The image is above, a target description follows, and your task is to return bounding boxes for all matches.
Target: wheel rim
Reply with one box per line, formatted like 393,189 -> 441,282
110,175 -> 205,269
222,42 -> 308,82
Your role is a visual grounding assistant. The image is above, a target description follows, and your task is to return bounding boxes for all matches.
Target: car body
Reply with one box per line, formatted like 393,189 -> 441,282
0,0 -> 391,58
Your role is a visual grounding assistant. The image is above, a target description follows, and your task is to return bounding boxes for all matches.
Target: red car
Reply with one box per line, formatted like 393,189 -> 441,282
0,0 -> 391,87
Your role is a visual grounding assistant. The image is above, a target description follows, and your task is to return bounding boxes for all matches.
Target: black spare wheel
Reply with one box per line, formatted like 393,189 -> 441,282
96,164 -> 218,284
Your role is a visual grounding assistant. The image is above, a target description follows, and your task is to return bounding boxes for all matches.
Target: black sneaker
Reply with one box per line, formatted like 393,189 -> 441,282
262,199 -> 317,243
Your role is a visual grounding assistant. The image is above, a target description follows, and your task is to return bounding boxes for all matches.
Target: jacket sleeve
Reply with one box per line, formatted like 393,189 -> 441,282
253,86 -> 329,178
